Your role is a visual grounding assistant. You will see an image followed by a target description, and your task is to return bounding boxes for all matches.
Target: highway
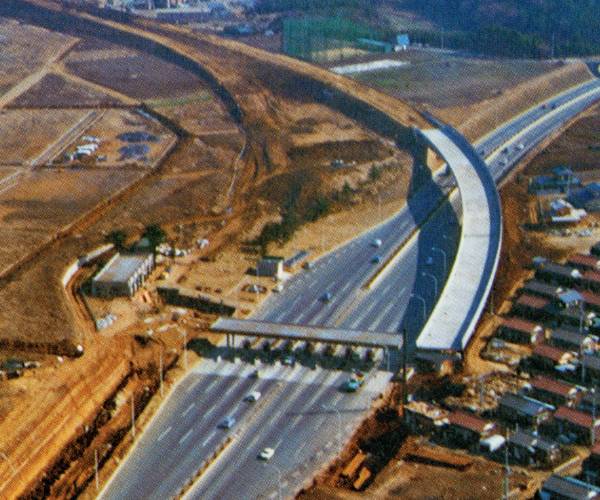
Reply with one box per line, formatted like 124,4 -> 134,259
101,75 -> 600,499
100,359 -> 389,500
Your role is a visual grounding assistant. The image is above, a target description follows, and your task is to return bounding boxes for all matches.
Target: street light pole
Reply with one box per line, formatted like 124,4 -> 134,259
422,271 -> 438,297
411,293 -> 427,324
265,462 -> 283,500
432,246 -> 447,276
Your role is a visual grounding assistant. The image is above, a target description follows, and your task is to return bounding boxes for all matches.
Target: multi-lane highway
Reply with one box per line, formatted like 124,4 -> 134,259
101,73 -> 600,499
100,360 -> 390,500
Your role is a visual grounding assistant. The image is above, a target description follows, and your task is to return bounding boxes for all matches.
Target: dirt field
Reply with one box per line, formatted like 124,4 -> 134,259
9,72 -> 123,108
65,37 -> 207,100
0,17 -> 75,95
0,108 -> 92,164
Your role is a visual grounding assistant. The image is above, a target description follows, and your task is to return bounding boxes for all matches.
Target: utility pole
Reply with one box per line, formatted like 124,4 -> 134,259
94,449 -> 99,492
131,395 -> 136,440
159,348 -> 164,398
402,329 -> 408,411
503,429 -> 511,499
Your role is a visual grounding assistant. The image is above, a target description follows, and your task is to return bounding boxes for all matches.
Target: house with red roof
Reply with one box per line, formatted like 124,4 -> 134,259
531,343 -> 576,371
528,375 -> 579,408
445,411 -> 495,449
554,406 -> 600,445
497,317 -> 544,344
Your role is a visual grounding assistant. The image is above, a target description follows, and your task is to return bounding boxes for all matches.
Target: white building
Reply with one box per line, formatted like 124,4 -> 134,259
92,252 -> 155,297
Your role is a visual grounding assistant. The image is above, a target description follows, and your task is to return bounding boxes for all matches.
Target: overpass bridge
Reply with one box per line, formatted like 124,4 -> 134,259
415,123 -> 502,352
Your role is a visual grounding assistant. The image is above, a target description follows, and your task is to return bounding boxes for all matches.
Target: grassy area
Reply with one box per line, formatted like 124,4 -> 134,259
145,91 -> 213,108
353,54 -> 560,108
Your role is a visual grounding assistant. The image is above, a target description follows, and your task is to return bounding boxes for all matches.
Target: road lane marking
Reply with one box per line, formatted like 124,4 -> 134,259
179,428 -> 193,445
185,378 -> 201,393
182,402 -> 195,417
201,429 -> 217,447
157,426 -> 172,442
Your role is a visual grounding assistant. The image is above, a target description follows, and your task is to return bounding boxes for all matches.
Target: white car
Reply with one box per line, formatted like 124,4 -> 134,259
371,238 -> 382,248
258,447 -> 275,460
272,283 -> 284,293
245,391 -> 262,402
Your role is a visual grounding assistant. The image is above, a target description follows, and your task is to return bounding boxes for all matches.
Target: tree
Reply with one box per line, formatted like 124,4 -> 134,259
143,224 -> 166,250
107,229 -> 127,251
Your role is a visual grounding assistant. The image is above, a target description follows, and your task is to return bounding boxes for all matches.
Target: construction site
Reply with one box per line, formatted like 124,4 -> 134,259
0,0 -> 598,499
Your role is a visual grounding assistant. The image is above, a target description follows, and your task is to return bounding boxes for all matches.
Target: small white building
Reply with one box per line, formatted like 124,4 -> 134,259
92,252 -> 155,297
257,256 -> 284,279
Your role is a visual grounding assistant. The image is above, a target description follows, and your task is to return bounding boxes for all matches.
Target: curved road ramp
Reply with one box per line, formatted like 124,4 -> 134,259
415,124 -> 502,352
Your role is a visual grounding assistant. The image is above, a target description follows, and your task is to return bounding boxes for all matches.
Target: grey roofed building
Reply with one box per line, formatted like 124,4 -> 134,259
540,475 -> 600,500
92,252 -> 154,298
568,183 -> 600,213
507,429 -> 560,467
256,256 -> 284,279
522,280 -> 564,299
549,327 -> 594,351
498,393 -> 554,427
578,390 -> 600,414
582,354 -> 600,382
536,262 -> 583,286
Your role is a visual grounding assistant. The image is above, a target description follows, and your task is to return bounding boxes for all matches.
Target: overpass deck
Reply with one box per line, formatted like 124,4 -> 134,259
211,318 -> 402,349
416,126 -> 502,351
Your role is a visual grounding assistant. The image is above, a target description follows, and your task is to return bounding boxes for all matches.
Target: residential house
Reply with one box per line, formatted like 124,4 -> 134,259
522,280 -> 564,300
568,182 -> 600,212
581,291 -> 600,314
445,411 -> 495,449
256,256 -> 284,279
497,317 -> 544,344
536,262 -> 583,287
531,343 -> 576,371
549,327 -> 595,352
498,393 -> 554,428
582,354 -> 600,384
513,294 -> 551,321
583,270 -> 600,293
583,442 -> 600,486
554,406 -> 600,445
507,429 -> 561,467
403,401 -> 449,435
528,375 -> 580,408
568,254 -> 600,272
539,475 -> 600,500
578,390 -> 600,415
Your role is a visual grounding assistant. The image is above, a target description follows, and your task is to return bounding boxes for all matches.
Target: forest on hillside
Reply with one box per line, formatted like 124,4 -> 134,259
254,0 -> 600,58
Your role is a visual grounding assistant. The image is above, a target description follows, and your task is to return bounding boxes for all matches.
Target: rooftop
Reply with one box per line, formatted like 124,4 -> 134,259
568,254 -> 600,270
521,280 -> 563,298
582,354 -> 600,371
93,253 -> 152,284
530,375 -> 578,398
537,262 -> 583,280
542,475 -> 600,500
554,406 -> 600,429
405,401 -> 449,421
584,269 -> 600,284
500,317 -> 542,333
533,343 -> 570,363
515,294 -> 550,310
550,327 -> 591,347
447,410 -> 493,434
499,392 -> 554,416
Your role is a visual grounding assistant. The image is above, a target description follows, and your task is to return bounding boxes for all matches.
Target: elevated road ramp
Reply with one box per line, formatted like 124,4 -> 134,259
415,124 -> 502,352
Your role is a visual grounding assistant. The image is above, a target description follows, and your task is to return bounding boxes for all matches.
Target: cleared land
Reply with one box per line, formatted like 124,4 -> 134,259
64,37 -> 207,100
9,72 -> 123,108
0,108 -> 92,164
0,17 -> 75,95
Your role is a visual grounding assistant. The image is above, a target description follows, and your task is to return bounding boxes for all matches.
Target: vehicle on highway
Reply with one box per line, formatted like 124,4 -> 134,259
371,238 -> 382,248
272,283 -> 284,293
551,102 -> 557,110
341,377 -> 363,393
250,369 -> 261,379
517,143 -> 525,151
282,355 -> 295,366
371,255 -> 382,264
258,447 -> 275,460
302,261 -> 313,270
320,292 -> 332,302
218,416 -> 236,429
502,147 -> 509,154
245,391 -> 261,402
426,256 -> 434,266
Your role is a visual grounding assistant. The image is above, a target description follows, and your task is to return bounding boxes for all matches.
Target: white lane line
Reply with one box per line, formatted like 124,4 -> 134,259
184,378 -> 201,393
157,426 -> 172,442
273,437 -> 283,450
201,429 -> 217,447
179,428 -> 193,445
182,402 -> 195,417
350,299 -> 379,329
371,299 -> 400,331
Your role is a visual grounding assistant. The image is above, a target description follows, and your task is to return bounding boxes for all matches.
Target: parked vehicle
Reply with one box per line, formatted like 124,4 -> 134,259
258,447 -> 275,460
218,416 -> 236,429
371,238 -> 382,248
